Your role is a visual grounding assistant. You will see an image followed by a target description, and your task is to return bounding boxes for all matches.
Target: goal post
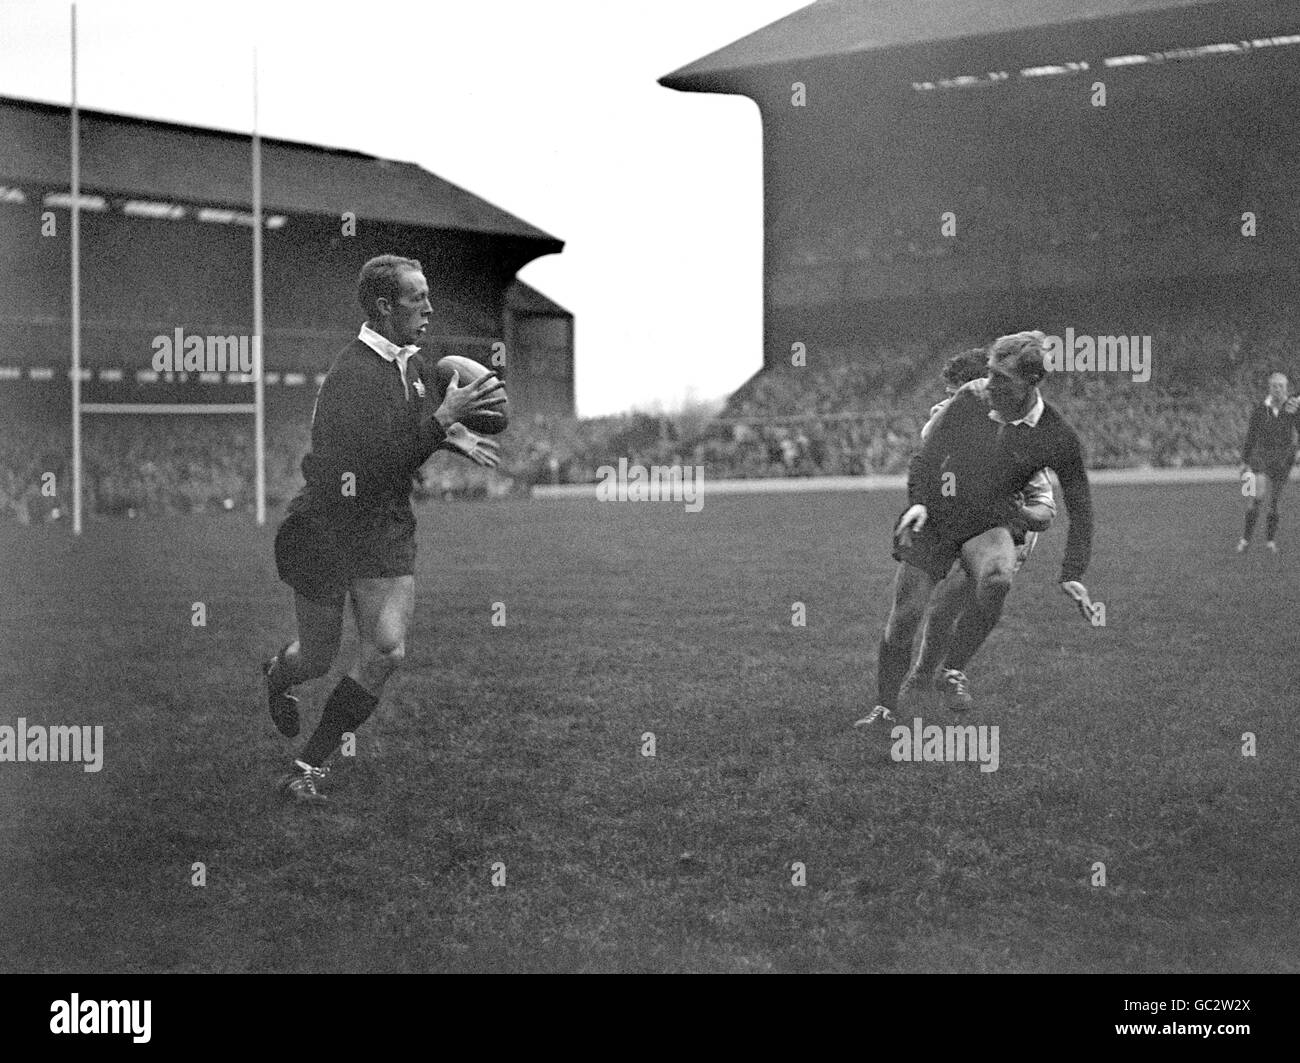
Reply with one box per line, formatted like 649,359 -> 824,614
68,15 -> 267,532
70,2 -> 81,533
252,47 -> 267,527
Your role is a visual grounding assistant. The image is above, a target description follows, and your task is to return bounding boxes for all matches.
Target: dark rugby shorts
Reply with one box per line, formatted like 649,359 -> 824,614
892,511 -> 1026,583
892,517 -> 966,583
274,499 -> 417,602
1248,448 -> 1295,490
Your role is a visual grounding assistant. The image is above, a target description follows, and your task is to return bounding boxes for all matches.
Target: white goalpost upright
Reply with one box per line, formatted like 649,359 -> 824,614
68,9 -> 268,531
252,47 -> 267,528
70,3 -> 81,534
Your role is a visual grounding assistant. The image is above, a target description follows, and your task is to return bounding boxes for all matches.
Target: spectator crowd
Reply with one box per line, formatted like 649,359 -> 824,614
1,293 -> 1294,523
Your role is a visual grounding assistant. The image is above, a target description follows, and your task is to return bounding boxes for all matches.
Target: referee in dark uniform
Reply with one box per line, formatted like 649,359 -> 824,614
263,254 -> 504,803
1238,371 -> 1300,554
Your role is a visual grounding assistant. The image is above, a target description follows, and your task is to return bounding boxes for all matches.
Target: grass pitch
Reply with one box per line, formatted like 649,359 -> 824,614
1,484 -> 1296,972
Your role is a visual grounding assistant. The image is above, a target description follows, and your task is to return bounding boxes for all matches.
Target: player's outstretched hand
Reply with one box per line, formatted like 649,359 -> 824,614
1285,396 -> 1300,415
1060,580 -> 1096,623
894,503 -> 927,548
435,369 -> 506,428
442,422 -> 501,468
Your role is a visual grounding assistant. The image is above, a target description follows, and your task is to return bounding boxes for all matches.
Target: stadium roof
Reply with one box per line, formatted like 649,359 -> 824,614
661,0 -> 1292,91
0,95 -> 562,250
507,280 -> 573,318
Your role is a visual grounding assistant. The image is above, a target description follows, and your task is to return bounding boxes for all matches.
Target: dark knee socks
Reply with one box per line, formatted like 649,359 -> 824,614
267,642 -> 298,693
915,611 -> 959,677
1245,499 -> 1282,542
1244,501 -> 1261,541
300,676 -> 379,768
876,633 -> 914,710
943,588 -> 1008,672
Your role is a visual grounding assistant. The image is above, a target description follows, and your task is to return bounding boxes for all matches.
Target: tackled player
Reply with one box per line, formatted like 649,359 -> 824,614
856,330 -> 1096,731
900,347 -> 1058,712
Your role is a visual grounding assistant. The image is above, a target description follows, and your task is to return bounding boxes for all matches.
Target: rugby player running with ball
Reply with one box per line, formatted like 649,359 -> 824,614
262,255 -> 504,803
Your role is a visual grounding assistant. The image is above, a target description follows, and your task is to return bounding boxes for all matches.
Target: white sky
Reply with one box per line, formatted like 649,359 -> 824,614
1,0 -> 809,416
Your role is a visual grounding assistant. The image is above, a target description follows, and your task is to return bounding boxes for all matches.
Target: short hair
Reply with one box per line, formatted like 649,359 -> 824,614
1268,370 -> 1288,384
989,330 -> 1048,384
358,255 -> 423,318
942,347 -> 990,388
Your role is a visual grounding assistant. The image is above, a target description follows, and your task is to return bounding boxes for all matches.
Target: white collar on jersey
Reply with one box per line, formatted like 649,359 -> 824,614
358,322 -> 419,364
357,323 -> 423,399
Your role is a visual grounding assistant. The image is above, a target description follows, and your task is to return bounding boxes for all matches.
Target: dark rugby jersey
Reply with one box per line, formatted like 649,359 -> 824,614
907,379 -> 1094,582
295,338 -> 447,514
1242,400 -> 1299,464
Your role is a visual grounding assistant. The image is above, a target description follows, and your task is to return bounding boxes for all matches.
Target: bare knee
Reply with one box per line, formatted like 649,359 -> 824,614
973,566 -> 1014,607
364,637 -> 406,674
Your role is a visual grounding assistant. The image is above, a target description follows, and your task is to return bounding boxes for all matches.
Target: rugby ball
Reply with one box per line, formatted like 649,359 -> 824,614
432,355 -> 508,435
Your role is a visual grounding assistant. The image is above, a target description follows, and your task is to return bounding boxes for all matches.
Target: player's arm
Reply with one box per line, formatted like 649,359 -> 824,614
1049,430 -> 1097,622
919,398 -> 950,442
1053,427 -> 1094,584
908,392 -> 963,508
1241,405 -> 1262,468
1286,398 -> 1300,450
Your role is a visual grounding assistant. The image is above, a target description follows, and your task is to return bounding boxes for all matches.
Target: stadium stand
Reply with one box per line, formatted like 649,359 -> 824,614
6,4 -> 1300,519
0,93 -> 576,521
3,282 -> 1294,520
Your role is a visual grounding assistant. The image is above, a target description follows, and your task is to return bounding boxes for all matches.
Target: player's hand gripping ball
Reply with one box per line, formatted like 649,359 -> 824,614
433,355 -> 509,435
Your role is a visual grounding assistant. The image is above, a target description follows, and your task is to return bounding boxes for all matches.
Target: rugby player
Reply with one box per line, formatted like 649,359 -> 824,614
1237,371 -> 1300,554
856,331 -> 1094,730
901,348 -> 1057,711
262,254 -> 505,804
